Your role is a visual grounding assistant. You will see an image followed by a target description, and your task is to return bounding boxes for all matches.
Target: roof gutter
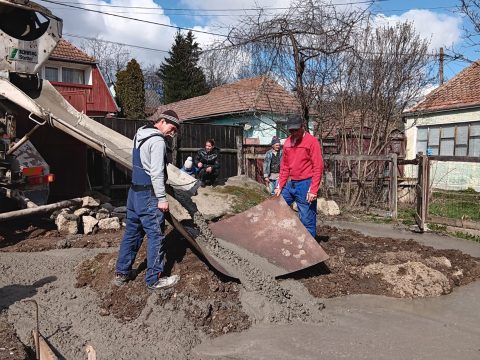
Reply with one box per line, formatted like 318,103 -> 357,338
403,103 -> 480,118
182,109 -> 298,123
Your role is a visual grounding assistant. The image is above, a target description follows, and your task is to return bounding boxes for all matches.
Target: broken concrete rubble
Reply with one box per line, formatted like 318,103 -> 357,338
82,216 -> 98,235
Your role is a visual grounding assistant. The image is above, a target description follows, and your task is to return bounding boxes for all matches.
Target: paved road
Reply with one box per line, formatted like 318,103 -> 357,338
194,222 -> 480,360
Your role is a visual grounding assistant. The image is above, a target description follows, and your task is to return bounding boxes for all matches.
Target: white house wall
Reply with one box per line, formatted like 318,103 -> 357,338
404,107 -> 480,191
211,113 -> 286,145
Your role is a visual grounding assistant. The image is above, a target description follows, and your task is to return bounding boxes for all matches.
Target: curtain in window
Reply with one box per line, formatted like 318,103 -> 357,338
62,68 -> 84,84
45,67 -> 58,82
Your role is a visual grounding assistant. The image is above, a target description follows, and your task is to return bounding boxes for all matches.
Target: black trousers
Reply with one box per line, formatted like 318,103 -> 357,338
197,167 -> 218,184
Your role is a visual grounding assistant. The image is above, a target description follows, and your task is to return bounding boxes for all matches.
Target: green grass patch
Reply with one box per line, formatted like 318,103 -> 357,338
451,231 -> 480,243
427,222 -> 480,244
429,190 -> 480,221
217,185 -> 270,214
398,207 -> 416,226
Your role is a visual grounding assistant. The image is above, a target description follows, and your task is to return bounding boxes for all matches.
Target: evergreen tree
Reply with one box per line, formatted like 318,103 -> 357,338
158,31 -> 209,104
115,59 -> 145,118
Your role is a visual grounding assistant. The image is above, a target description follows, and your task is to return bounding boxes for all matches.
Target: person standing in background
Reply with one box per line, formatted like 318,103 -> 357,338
274,115 -> 323,238
263,136 -> 282,195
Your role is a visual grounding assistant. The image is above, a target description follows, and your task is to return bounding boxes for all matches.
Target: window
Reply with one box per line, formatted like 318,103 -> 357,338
416,122 -> 480,157
44,67 -> 59,82
62,67 -> 85,84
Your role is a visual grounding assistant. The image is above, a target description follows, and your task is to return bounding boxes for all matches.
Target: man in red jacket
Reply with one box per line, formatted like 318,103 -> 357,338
274,115 -> 324,238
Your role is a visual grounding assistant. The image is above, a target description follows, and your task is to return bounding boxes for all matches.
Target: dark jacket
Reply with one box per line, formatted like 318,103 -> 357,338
263,148 -> 283,178
195,147 -> 221,170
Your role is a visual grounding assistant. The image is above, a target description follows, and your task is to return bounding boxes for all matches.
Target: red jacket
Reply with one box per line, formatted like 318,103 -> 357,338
278,131 -> 324,194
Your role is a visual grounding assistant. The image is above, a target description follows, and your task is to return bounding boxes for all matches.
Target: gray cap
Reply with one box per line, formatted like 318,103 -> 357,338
160,110 -> 181,127
285,115 -> 304,130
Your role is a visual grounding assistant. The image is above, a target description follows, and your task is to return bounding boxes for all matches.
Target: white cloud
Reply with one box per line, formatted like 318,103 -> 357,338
37,0 -> 179,67
374,10 -> 462,51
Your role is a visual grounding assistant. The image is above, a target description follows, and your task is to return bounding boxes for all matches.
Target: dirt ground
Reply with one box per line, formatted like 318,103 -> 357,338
1,217 -> 479,358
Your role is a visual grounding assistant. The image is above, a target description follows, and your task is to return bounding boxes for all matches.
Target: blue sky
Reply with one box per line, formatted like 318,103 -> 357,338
36,0 -> 478,80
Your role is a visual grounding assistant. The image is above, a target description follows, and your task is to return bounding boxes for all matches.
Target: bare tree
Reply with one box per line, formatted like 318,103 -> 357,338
318,22 -> 432,206
79,37 -> 131,83
142,64 -> 163,92
459,0 -> 480,44
227,0 -> 369,128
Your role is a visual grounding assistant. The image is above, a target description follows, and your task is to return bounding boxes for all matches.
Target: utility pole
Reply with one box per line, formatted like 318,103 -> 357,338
439,47 -> 444,85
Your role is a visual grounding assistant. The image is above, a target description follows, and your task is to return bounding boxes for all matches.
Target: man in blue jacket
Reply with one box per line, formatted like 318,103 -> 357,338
114,110 -> 181,290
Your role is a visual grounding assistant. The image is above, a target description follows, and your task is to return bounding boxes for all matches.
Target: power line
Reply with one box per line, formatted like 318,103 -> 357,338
43,0 -> 383,11
40,0 -> 232,38
64,33 -> 170,53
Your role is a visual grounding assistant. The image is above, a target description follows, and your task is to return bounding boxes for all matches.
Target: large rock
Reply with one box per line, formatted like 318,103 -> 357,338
98,217 -> 121,230
55,213 -> 79,235
101,202 -> 115,212
73,207 -> 90,217
362,261 -> 451,298
96,208 -> 110,220
83,215 -> 99,234
113,206 -> 127,213
82,196 -> 100,207
317,198 -> 340,216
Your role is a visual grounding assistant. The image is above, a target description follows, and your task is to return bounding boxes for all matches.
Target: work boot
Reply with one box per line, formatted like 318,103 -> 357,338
113,270 -> 135,286
147,274 -> 180,291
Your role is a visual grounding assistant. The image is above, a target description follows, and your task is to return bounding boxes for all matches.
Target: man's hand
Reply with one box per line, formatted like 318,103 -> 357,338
206,166 -> 212,173
197,162 -> 203,168
274,188 -> 282,197
306,192 -> 316,204
158,201 -> 169,212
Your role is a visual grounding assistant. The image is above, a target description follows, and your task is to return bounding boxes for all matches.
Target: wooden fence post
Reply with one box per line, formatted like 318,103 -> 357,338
102,156 -> 111,197
390,153 -> 398,220
172,135 -> 178,167
236,135 -> 243,176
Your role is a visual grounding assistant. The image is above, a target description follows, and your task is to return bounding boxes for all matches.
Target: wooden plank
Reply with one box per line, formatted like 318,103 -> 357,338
324,154 -> 393,161
32,331 -> 58,360
236,135 -> 243,175
178,147 -> 239,154
428,155 -> 480,162
391,153 -> 398,220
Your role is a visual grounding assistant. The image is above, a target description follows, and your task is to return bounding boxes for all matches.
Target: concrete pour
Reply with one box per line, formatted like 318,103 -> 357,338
173,182 -> 326,325
0,248 -> 204,359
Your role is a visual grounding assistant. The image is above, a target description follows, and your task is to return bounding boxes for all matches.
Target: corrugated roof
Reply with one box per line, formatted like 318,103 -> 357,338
49,39 -> 96,64
148,76 -> 300,122
407,61 -> 480,113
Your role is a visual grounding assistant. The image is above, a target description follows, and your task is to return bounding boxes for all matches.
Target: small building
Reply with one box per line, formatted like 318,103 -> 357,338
40,39 -> 118,116
403,61 -> 480,190
149,76 -> 300,144
16,40 -> 118,200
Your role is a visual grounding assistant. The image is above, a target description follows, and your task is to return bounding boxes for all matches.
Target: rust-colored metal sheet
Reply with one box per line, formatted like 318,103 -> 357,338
209,196 -> 329,277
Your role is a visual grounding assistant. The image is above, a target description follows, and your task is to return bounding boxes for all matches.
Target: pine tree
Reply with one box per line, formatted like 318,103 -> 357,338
158,31 -> 209,104
115,59 -> 145,119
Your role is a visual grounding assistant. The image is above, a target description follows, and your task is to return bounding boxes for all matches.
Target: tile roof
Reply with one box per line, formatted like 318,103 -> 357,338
49,39 -> 96,64
148,76 -> 300,122
407,61 -> 480,113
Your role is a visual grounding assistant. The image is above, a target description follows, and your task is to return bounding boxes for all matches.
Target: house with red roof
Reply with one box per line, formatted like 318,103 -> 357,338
149,76 -> 301,144
40,39 -> 118,116
403,61 -> 480,190
25,40 -> 118,200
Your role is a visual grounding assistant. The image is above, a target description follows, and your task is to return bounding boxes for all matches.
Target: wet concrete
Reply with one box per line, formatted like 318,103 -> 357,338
193,222 -> 480,360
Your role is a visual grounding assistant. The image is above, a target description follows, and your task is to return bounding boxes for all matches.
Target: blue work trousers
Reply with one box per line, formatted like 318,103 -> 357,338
116,188 -> 166,286
268,179 -> 278,196
281,178 -> 317,238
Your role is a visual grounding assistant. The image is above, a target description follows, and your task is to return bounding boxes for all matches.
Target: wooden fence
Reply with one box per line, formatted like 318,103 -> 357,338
87,117 -> 243,198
